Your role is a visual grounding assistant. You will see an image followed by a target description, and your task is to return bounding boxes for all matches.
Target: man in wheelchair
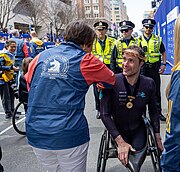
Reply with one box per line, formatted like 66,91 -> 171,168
100,45 -> 164,170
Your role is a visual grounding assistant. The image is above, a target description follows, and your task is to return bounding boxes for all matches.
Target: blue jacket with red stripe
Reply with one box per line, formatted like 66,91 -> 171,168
25,42 -> 115,150
161,62 -> 180,172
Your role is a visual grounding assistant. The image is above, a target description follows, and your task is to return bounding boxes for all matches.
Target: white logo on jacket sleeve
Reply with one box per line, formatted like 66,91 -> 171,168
41,55 -> 69,78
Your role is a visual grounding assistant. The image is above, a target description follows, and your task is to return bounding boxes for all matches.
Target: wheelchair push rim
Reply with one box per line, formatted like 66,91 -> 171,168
97,130 -> 109,172
12,102 -> 26,135
148,127 -> 161,172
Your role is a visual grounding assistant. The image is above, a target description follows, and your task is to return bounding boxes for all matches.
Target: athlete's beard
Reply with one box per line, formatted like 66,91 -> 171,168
125,69 -> 141,85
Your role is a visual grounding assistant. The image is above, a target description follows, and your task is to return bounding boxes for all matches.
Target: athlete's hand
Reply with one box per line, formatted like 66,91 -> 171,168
97,82 -> 104,92
159,65 -> 166,74
155,133 -> 164,155
115,135 -> 135,166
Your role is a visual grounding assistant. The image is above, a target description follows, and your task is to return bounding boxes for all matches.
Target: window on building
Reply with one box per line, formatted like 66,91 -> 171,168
86,14 -> 91,18
94,13 -> 99,18
115,11 -> 119,14
114,7 -> 119,10
113,3 -> 119,6
85,6 -> 90,10
84,0 -> 90,3
93,0 -> 98,3
94,6 -> 98,10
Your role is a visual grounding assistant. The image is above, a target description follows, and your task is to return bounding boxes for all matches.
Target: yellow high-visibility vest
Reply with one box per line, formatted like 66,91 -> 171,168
92,36 -> 116,65
116,37 -> 139,67
139,34 -> 162,63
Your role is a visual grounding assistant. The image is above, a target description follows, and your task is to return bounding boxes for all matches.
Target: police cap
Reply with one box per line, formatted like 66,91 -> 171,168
119,20 -> 135,30
142,19 -> 156,27
94,21 -> 108,30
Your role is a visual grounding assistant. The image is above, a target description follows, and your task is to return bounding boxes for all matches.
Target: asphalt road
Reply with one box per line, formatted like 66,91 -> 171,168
0,75 -> 170,172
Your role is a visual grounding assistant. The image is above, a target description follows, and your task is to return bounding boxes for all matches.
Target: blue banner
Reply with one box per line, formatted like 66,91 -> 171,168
154,0 -> 180,74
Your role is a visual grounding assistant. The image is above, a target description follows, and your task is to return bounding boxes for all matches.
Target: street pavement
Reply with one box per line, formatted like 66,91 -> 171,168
0,75 -> 171,172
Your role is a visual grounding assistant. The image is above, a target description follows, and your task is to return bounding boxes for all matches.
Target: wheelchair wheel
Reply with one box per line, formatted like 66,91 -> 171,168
12,102 -> 26,135
97,130 -> 110,172
148,126 -> 161,172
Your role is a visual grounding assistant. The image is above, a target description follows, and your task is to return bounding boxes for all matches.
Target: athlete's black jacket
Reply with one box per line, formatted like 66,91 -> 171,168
100,73 -> 160,139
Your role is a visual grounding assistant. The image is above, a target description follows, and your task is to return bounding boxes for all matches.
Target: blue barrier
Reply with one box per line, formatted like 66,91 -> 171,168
0,43 -> 4,50
0,33 -> 8,39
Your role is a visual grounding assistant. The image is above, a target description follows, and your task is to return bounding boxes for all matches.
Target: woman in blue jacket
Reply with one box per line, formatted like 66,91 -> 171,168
25,21 -> 115,172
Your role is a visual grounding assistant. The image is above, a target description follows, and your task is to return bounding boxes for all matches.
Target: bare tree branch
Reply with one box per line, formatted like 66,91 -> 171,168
46,0 -> 77,36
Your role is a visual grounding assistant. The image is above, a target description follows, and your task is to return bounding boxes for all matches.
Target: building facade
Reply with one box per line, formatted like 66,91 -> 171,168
110,0 -> 128,25
75,0 -> 111,26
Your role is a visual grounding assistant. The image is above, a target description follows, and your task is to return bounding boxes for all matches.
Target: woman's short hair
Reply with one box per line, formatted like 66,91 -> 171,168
22,57 -> 33,75
64,20 -> 96,47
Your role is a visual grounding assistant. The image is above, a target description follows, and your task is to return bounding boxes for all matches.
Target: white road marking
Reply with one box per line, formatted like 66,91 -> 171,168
0,117 -> 25,135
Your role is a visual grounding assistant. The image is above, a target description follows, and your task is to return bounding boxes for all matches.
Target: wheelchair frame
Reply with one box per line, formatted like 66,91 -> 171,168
97,117 -> 161,172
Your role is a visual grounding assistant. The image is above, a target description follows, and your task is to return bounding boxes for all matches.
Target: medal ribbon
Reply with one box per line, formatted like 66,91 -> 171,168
123,75 -> 140,101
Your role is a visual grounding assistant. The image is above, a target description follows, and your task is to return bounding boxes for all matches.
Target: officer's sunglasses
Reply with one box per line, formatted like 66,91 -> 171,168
145,26 -> 153,29
97,28 -> 105,31
120,29 -> 129,33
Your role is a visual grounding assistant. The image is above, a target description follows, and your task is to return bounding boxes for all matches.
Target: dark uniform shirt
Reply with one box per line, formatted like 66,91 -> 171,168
100,73 -> 160,139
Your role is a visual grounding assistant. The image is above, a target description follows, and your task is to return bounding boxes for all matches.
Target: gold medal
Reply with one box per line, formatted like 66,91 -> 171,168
126,96 -> 135,109
126,102 -> 133,109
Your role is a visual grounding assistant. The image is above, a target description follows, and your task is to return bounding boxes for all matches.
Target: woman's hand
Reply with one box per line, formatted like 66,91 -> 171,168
13,66 -> 19,71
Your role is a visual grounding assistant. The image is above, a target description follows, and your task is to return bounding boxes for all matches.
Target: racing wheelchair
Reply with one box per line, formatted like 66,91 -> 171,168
97,116 -> 161,172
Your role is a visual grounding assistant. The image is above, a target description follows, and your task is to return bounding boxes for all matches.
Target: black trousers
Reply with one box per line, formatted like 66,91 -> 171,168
0,82 -> 15,115
141,63 -> 162,114
120,124 -> 147,151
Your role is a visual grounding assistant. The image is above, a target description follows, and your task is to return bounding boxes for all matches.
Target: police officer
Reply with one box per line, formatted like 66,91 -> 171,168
139,19 -> 166,121
110,20 -> 139,73
92,21 -> 116,118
